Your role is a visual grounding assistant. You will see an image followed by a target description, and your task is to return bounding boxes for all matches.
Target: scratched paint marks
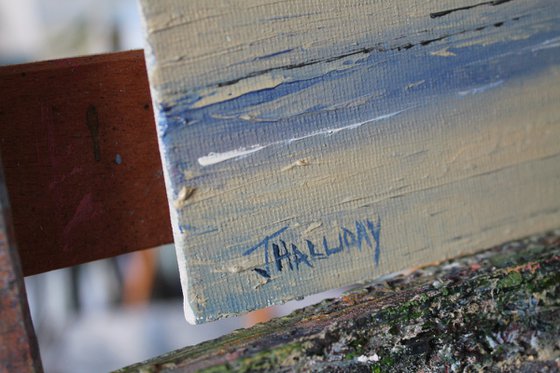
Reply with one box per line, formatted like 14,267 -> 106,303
138,0 -> 560,323
429,0 -> 513,19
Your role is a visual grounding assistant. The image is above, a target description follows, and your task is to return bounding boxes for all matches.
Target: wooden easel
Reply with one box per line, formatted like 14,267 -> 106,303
0,51 -> 169,372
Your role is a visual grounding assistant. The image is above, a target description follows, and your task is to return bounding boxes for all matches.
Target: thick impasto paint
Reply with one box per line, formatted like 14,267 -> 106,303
138,0 -> 560,323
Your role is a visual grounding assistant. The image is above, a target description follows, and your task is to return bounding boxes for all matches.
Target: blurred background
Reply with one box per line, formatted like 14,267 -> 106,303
0,0 -> 142,64
0,1 -> 346,372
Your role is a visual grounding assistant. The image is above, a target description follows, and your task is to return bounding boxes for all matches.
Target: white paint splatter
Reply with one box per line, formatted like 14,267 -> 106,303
458,80 -> 504,96
197,108 -> 410,166
485,335 -> 498,349
431,48 -> 456,57
406,80 -> 425,90
357,355 -> 369,363
356,354 -> 380,363
197,145 -> 267,166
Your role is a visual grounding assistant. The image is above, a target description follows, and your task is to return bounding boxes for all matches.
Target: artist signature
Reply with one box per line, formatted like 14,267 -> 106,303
243,217 -> 381,279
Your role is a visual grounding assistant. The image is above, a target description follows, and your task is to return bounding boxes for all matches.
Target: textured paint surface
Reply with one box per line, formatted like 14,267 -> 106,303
138,0 -> 560,323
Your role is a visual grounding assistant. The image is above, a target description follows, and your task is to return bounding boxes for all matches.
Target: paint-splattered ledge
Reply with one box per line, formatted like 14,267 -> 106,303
116,230 -> 560,372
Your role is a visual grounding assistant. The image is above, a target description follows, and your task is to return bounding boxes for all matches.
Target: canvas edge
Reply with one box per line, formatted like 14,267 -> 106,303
136,0 -> 198,324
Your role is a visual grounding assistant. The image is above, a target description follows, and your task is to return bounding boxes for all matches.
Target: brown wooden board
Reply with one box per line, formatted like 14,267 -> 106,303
0,50 -> 172,276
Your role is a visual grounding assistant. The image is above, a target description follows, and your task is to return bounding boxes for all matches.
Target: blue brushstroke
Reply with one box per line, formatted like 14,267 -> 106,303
158,12 -> 560,184
243,226 -> 289,274
243,226 -> 290,256
367,217 -> 382,267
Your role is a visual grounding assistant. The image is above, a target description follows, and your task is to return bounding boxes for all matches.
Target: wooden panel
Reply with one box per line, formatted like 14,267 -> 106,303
139,0 -> 560,323
0,155 -> 43,372
0,51 -> 172,276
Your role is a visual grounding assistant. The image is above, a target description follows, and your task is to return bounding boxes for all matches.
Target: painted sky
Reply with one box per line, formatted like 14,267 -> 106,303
152,0 -> 560,193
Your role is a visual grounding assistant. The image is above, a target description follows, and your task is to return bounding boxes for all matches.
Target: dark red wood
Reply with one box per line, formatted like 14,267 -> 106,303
0,156 -> 42,372
0,51 -> 173,276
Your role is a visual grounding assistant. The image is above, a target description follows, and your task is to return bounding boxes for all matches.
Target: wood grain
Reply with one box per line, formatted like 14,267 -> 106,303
139,0 -> 560,323
0,155 -> 42,372
0,50 -> 172,276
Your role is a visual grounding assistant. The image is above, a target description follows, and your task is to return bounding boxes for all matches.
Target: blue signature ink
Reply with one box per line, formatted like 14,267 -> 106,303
243,217 -> 381,279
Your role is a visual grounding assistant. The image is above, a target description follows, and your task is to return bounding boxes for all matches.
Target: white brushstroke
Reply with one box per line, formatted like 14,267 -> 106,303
197,145 -> 267,166
458,80 -> 504,96
197,108 -> 410,166
531,36 -> 560,52
303,109 -> 407,138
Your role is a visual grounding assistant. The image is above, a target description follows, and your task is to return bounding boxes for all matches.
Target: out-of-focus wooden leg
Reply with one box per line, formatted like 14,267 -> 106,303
0,155 -> 43,372
122,248 -> 158,305
245,307 -> 273,327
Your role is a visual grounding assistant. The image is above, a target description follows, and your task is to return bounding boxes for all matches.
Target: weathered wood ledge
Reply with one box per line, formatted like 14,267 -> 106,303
118,231 -> 560,372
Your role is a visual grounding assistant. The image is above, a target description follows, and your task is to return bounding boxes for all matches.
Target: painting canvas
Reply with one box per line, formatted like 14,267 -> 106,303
137,0 -> 560,323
